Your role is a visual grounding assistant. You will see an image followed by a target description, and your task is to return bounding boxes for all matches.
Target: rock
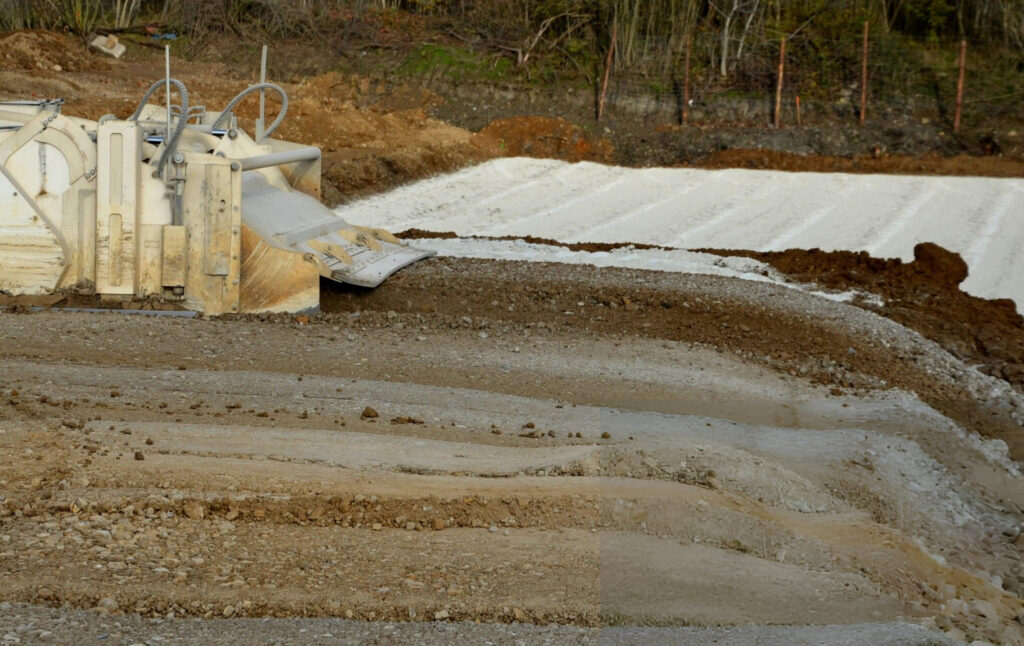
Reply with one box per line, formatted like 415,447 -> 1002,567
432,518 -> 445,531
434,609 -> 450,620
133,451 -> 145,461
96,596 -> 118,611
183,503 -> 205,520
89,34 -> 126,58
371,523 -> 383,531
360,406 -> 379,419
970,599 -> 998,620
600,431 -> 611,439
222,605 -> 235,617
946,598 -> 969,616
225,508 -> 240,521
512,607 -> 528,621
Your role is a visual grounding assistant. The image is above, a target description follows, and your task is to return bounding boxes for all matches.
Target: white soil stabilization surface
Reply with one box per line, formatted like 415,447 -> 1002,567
336,158 -> 1024,309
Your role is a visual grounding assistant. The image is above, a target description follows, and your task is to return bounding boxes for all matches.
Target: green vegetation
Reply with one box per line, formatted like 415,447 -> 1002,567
398,44 -> 514,82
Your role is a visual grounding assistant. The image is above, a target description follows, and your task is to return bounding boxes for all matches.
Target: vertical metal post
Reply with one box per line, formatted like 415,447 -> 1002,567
597,24 -> 617,121
860,20 -> 869,125
953,39 -> 966,132
774,37 -> 786,129
257,45 -> 268,141
165,45 -> 171,142
682,34 -> 691,125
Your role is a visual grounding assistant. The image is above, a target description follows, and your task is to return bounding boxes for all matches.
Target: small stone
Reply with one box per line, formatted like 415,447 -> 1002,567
361,406 -> 379,419
970,599 -> 998,619
96,596 -> 118,611
491,428 -> 501,435
133,451 -> 145,461
371,523 -> 383,531
432,518 -> 445,531
183,503 -> 205,520
488,525 -> 498,533
222,605 -> 235,617
600,431 -> 611,439
434,609 -> 449,620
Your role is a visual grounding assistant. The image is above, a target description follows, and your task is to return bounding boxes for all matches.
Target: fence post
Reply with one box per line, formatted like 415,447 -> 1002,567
597,23 -> 618,121
795,95 -> 802,126
860,20 -> 869,125
953,39 -> 966,132
774,37 -> 786,129
682,34 -> 691,124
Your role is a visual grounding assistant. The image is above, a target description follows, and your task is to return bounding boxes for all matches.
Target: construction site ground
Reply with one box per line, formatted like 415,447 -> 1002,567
1,30 -> 1023,644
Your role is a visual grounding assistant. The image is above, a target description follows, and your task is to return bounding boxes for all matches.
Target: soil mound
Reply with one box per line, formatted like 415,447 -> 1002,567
912,242 -> 968,287
707,244 -> 1024,388
476,116 -> 613,163
695,149 -> 1024,178
397,232 -> 1023,391
0,30 -> 107,73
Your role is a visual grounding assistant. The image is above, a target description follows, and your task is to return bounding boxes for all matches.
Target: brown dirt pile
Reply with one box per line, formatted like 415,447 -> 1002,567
0,30 -> 108,74
703,243 -> 1024,388
695,149 -> 1024,178
476,116 -> 614,163
396,231 -> 1024,394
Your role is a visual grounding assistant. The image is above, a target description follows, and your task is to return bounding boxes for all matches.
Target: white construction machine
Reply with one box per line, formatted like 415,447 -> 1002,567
0,72 -> 432,315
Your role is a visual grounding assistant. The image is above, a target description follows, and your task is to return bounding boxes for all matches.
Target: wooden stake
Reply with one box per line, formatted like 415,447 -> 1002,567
859,20 -> 869,125
774,37 -> 786,129
597,23 -> 618,121
795,95 -> 802,126
953,39 -> 966,132
682,34 -> 692,124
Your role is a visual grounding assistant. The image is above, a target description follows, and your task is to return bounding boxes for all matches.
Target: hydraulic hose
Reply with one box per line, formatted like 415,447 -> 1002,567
130,78 -> 189,122
210,83 -> 288,142
129,78 -> 191,179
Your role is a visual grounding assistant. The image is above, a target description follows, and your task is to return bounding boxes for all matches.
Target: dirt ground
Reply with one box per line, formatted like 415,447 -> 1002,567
2,29 -> 1024,645
2,260 -> 1024,644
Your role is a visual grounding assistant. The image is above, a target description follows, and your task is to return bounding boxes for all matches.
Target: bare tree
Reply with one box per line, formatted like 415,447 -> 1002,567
710,0 -> 763,78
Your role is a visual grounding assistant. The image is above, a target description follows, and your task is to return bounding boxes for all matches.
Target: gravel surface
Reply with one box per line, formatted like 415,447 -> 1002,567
0,603 -> 960,645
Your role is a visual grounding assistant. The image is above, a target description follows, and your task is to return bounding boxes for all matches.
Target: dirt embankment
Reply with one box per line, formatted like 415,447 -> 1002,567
702,243 -> 1024,390
394,232 -> 1024,397
321,256 -> 1024,461
693,148 -> 1024,177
